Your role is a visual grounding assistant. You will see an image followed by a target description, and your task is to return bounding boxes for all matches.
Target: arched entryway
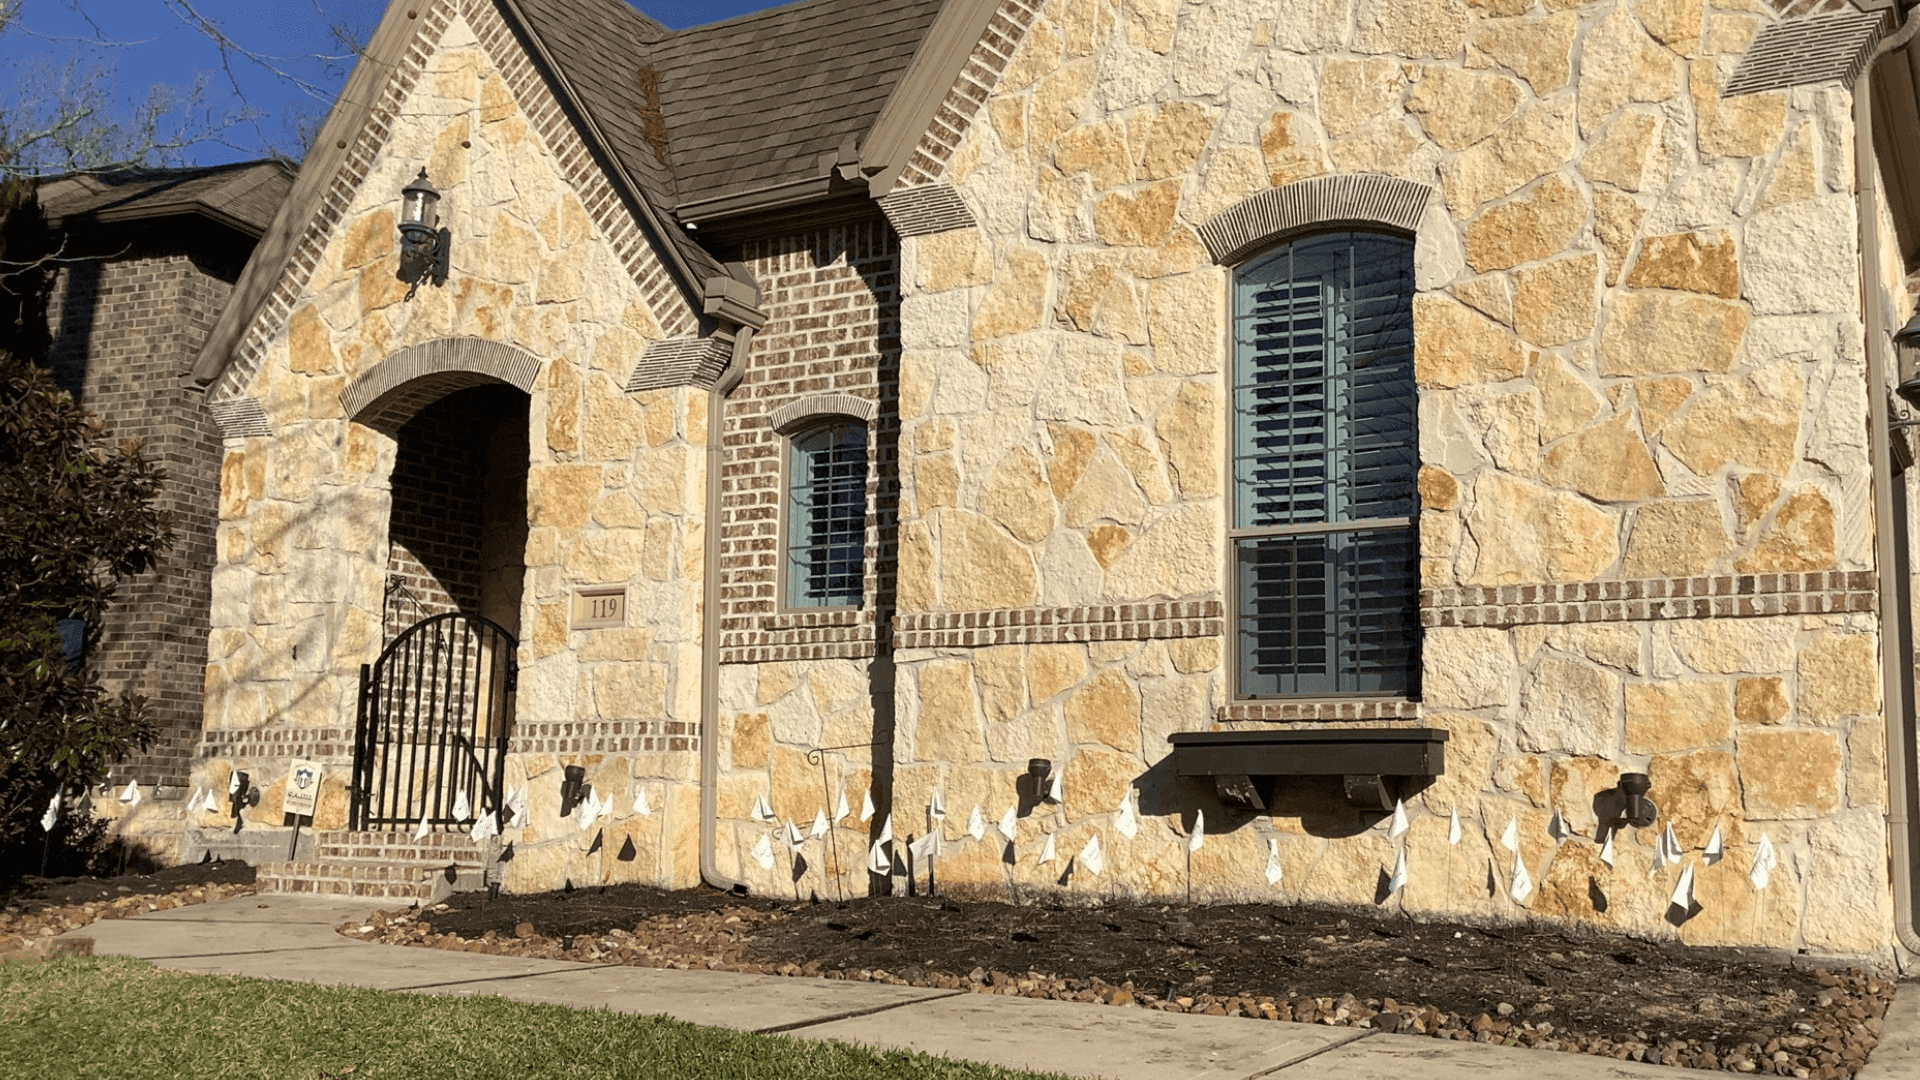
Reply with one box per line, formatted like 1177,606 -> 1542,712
340,339 -> 539,829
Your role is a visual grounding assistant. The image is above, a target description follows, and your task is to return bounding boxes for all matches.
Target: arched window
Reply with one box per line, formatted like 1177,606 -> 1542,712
1233,231 -> 1419,697
785,420 -> 868,608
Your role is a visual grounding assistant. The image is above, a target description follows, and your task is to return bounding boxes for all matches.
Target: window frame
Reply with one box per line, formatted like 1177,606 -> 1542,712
1222,226 -> 1422,702
777,416 -> 871,613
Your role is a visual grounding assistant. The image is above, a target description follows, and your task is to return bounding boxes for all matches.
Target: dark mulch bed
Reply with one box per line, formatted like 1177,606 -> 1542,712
2,858 -> 256,911
399,883 -> 1892,1075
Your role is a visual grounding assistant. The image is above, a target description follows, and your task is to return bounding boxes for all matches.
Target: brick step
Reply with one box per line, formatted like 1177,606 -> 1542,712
313,830 -> 503,864
255,858 -> 494,902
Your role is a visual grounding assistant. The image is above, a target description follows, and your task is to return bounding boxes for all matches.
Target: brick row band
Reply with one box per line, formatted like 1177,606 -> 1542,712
1421,571 -> 1877,629
892,600 -> 1224,650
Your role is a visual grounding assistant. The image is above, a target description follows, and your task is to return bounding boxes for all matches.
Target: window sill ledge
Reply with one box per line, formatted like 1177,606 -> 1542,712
1218,699 -> 1421,723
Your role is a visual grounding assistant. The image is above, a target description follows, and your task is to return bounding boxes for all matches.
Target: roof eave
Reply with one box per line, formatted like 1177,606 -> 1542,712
859,0 -> 1004,196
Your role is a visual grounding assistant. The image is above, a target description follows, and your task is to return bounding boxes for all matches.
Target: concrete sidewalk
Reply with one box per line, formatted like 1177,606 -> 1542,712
63,894 -> 1713,1080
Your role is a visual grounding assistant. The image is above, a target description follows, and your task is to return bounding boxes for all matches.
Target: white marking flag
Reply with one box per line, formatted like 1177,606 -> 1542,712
1750,834 -> 1778,890
1188,809 -> 1206,852
1510,854 -> 1533,904
1080,834 -> 1104,876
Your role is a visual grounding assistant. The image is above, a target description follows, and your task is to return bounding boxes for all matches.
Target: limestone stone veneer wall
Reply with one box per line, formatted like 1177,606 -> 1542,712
173,3 -> 711,892
887,0 -> 1893,957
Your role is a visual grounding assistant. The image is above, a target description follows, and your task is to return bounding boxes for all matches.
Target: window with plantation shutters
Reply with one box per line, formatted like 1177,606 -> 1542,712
1232,231 -> 1419,698
785,421 -> 867,609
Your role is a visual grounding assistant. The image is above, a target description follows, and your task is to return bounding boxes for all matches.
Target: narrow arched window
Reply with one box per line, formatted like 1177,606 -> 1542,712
785,421 -> 868,608
1233,231 -> 1419,697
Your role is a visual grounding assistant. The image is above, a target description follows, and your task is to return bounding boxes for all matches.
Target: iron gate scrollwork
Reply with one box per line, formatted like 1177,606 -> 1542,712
352,613 -> 517,830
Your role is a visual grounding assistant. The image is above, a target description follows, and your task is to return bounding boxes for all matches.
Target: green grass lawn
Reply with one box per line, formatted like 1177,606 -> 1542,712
2,956 -> 1072,1080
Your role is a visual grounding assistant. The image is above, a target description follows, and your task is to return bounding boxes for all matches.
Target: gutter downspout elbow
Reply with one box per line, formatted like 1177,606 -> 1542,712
1857,13 -> 1920,959
699,327 -> 753,895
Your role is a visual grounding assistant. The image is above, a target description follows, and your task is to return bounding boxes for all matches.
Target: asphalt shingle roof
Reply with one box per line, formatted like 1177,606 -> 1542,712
511,0 -> 945,213
37,160 -> 294,237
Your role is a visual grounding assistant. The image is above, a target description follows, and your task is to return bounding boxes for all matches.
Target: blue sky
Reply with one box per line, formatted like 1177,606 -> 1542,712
0,0 -> 779,167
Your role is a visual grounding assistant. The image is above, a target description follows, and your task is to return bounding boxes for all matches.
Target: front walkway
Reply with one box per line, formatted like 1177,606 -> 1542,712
66,894 -> 1746,1080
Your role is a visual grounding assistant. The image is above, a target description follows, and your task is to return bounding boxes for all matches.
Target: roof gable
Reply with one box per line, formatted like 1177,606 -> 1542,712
193,0 -> 715,393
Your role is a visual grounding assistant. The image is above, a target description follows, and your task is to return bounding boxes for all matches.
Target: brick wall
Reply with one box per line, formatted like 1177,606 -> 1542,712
41,225 -> 252,787
717,217 -> 901,662
383,383 -> 528,641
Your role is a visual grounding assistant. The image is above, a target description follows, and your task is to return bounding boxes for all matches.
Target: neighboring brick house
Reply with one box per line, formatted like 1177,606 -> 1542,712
158,0 -> 1920,963
31,162 -> 291,797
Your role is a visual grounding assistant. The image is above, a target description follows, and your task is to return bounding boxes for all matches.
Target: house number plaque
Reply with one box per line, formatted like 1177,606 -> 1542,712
570,587 -> 627,629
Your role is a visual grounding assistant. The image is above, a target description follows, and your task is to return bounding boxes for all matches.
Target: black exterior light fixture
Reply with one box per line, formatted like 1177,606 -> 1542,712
1015,758 -> 1053,814
559,764 -> 590,817
1612,772 -> 1658,829
397,169 -> 449,300
228,771 -> 257,833
1895,311 -> 1920,407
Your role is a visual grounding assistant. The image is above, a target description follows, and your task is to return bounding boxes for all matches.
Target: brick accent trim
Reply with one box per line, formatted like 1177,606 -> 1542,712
1725,8 -> 1890,96
626,336 -> 732,392
892,600 -> 1224,650
210,0 -> 696,407
767,392 -> 877,433
893,0 -> 1044,189
877,184 -> 977,236
1420,571 -> 1877,628
1219,699 -> 1423,723
721,610 -> 880,663
198,727 -> 356,762
343,336 -> 541,431
208,396 -> 273,440
508,719 -> 698,754
1199,175 -> 1434,266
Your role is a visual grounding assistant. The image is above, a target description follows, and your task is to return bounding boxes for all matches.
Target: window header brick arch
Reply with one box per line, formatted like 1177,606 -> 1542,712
766,392 -> 878,435
1198,175 -> 1433,267
342,336 -> 541,434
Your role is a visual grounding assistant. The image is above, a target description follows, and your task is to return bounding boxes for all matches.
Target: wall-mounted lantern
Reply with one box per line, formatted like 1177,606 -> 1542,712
397,169 -> 449,301
1895,312 -> 1920,407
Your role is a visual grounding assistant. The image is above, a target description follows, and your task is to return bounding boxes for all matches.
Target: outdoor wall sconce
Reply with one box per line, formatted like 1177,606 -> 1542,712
1892,311 -> 1920,407
1014,758 -> 1053,814
559,765 -> 589,817
1611,772 -> 1658,829
228,771 -> 257,834
396,169 -> 449,301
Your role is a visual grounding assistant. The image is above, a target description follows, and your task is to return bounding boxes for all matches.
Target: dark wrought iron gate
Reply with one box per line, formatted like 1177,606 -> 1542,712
352,613 -> 516,830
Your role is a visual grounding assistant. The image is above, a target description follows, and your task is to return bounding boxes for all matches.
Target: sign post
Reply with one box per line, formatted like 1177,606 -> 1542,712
283,759 -> 322,860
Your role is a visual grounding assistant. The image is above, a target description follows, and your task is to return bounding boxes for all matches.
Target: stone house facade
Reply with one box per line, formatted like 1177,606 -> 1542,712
151,0 -> 1920,962
27,163 -> 291,802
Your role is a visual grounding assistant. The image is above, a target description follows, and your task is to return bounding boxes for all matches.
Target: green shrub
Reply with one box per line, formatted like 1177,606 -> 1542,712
0,347 -> 171,881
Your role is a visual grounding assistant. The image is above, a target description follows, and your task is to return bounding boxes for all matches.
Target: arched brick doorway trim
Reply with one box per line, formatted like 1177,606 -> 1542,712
342,337 -> 541,434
